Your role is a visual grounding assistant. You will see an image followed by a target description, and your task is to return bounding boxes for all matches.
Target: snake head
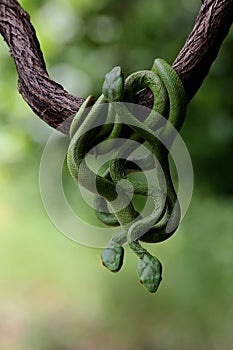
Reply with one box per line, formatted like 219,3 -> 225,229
101,246 -> 124,272
102,66 -> 124,102
137,254 -> 162,293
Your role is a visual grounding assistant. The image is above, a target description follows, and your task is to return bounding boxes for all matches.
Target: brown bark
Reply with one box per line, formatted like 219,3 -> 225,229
172,0 -> 233,101
0,0 -> 84,133
0,0 -> 232,134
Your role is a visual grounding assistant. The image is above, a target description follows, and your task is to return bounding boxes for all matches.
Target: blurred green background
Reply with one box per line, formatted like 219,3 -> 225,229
0,0 -> 232,349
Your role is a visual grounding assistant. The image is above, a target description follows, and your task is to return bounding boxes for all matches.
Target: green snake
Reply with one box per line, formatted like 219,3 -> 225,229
67,58 -> 187,293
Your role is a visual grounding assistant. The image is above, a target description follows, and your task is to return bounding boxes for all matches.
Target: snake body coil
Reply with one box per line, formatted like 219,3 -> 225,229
67,58 -> 187,293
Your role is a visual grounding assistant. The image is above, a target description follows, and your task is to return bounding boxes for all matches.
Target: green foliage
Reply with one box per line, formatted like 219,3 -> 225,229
0,0 -> 232,349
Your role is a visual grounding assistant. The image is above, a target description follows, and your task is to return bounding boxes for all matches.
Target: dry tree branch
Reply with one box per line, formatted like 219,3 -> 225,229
0,0 -> 232,133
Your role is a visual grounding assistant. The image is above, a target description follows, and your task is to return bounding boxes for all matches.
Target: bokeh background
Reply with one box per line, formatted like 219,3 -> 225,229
0,0 -> 232,349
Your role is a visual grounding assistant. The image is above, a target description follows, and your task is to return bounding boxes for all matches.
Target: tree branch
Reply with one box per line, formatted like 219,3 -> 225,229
0,0 -> 84,133
0,0 -> 232,134
173,0 -> 233,100
137,0 -> 233,108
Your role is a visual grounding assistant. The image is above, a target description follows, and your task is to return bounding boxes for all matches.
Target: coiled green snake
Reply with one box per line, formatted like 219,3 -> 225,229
67,58 -> 187,293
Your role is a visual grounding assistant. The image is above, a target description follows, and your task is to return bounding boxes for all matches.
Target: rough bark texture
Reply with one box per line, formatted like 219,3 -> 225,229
173,0 -> 233,100
0,0 -> 84,134
138,0 -> 233,109
0,0 -> 232,134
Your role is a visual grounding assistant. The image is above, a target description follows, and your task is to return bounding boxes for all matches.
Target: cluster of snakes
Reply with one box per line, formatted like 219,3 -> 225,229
67,58 -> 187,293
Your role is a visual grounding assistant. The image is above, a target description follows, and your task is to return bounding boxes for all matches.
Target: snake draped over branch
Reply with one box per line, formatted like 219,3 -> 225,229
67,58 -> 187,293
